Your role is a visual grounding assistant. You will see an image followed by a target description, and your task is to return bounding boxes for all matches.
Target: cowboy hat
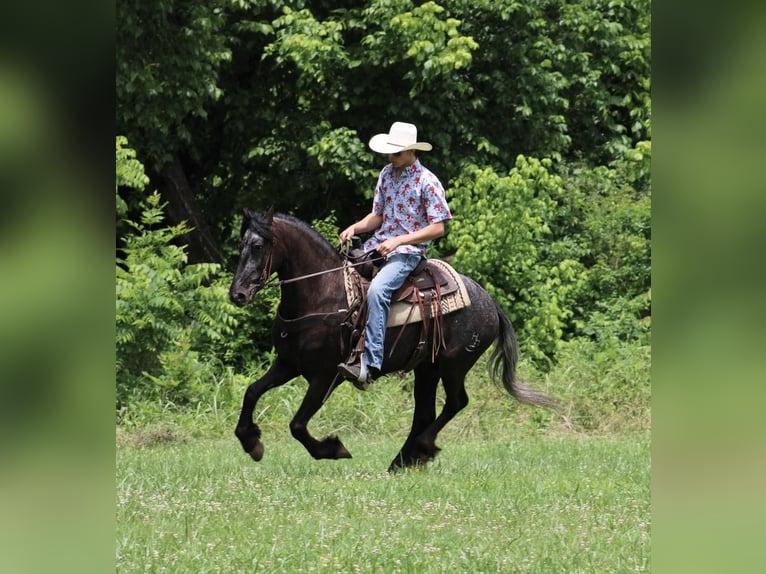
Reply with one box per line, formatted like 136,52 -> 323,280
368,121 -> 433,154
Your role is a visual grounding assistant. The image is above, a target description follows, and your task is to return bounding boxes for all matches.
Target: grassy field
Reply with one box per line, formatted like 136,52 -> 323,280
117,433 -> 649,573
117,345 -> 650,572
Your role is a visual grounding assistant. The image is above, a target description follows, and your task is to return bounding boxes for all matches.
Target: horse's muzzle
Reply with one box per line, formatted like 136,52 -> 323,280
229,290 -> 247,306
229,284 -> 257,307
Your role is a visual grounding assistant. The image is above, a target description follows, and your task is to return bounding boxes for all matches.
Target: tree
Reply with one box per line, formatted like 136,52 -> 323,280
117,0 -> 232,261
116,0 -> 651,371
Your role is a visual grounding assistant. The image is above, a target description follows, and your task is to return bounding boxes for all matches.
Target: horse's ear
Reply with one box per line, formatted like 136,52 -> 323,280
265,206 -> 274,222
243,208 -> 254,220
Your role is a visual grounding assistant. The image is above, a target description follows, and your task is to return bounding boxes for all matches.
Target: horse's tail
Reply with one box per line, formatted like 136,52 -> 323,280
489,301 -> 559,410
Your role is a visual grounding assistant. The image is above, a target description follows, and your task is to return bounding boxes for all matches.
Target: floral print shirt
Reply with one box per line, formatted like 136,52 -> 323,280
363,159 -> 452,257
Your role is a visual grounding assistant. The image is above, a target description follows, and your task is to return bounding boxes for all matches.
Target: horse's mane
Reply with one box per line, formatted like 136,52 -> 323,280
273,213 -> 342,262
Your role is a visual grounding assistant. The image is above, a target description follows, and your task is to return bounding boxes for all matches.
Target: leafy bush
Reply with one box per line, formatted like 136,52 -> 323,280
446,144 -> 650,365
446,155 -> 588,362
116,135 -> 149,217
557,145 -> 651,345
116,191 -> 239,405
116,138 -> 271,413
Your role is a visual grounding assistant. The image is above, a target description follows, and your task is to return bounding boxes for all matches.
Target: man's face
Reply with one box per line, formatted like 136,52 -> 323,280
388,149 -> 415,169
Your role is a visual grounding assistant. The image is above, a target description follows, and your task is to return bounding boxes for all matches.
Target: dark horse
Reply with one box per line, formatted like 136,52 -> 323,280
229,209 -> 557,471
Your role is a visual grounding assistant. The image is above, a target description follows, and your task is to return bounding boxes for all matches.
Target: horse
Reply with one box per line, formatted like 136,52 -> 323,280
229,209 -> 557,471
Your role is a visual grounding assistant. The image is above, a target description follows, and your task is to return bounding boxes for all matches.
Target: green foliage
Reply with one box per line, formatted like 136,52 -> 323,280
446,142 -> 650,364
362,1 -> 478,96
116,138 -> 270,412
557,144 -> 651,344
305,124 -> 375,191
310,210 -> 341,244
419,0 -> 650,165
115,136 -> 149,218
116,0 -> 231,169
265,7 -> 350,95
116,0 -> 650,255
447,155 -> 587,361
116,190 -> 239,407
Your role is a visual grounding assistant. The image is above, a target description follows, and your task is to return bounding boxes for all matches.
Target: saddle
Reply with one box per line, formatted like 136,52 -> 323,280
345,247 -> 460,302
392,257 -> 461,303
341,248 -> 470,371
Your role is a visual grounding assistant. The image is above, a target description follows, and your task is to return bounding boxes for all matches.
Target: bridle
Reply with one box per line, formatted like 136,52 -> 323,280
254,249 -> 274,289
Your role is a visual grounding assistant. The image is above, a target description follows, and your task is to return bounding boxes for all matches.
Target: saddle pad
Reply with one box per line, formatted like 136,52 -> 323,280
387,259 -> 471,327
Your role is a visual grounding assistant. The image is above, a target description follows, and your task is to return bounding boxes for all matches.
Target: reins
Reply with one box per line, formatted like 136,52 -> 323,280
259,250 -> 381,289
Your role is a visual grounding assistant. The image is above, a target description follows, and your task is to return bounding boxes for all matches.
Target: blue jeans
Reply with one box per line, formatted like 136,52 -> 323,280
363,253 -> 423,370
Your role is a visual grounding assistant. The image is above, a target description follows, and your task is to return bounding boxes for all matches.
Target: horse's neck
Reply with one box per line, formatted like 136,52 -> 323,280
274,219 -> 346,315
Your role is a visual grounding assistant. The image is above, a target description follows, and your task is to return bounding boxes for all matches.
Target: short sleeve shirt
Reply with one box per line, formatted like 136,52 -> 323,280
363,159 -> 452,257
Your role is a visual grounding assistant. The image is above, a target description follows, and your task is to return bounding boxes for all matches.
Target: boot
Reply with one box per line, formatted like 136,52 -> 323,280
337,360 -> 380,390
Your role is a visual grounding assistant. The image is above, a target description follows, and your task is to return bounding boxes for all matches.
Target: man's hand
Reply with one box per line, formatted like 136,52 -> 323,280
339,225 -> 356,244
377,237 -> 401,257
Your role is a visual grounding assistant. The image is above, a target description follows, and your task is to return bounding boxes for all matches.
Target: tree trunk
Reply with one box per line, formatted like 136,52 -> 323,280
158,157 -> 222,264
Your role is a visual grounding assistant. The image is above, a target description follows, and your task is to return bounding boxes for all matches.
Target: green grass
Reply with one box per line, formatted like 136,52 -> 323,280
117,434 -> 649,573
117,340 -> 650,572
117,340 -> 651,444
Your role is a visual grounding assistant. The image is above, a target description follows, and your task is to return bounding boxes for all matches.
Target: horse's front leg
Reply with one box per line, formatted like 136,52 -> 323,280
235,360 -> 297,462
289,373 -> 352,460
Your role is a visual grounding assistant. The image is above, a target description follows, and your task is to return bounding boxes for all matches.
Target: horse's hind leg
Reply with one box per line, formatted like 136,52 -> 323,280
389,362 -> 439,472
235,360 -> 296,461
413,367 -> 470,464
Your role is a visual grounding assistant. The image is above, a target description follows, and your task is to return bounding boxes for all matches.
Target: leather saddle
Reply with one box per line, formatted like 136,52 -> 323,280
392,258 -> 460,303
346,247 -> 460,303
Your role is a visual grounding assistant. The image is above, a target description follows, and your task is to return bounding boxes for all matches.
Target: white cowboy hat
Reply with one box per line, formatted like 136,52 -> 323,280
368,121 -> 433,154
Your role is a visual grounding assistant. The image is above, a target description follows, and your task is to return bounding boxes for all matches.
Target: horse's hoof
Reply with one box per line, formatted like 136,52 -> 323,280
388,456 -> 425,473
321,435 -> 352,459
248,440 -> 264,462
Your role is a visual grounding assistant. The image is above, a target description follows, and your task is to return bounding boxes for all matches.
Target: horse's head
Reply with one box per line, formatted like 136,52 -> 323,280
229,208 -> 276,307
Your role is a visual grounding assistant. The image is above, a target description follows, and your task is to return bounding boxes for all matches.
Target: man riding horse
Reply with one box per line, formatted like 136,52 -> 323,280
337,121 -> 452,389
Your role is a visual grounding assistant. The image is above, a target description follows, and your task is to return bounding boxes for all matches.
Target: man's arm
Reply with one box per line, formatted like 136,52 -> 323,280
376,221 -> 446,256
339,213 -> 383,244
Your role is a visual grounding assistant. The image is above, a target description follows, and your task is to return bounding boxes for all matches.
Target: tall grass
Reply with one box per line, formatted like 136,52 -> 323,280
117,336 -> 650,448
117,435 -> 649,573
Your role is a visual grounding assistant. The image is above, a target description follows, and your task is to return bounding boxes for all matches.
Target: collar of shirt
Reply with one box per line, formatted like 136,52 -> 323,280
385,158 -> 421,180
